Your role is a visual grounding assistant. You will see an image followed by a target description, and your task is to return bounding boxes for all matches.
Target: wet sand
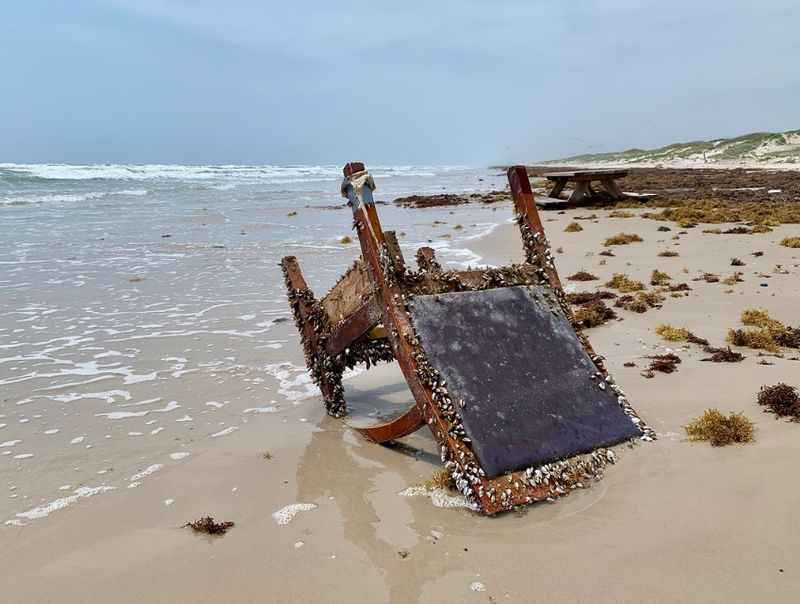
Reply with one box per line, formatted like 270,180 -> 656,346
3,207 -> 800,603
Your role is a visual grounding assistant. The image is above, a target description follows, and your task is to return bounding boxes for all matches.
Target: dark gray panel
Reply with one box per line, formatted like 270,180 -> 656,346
408,286 -> 641,478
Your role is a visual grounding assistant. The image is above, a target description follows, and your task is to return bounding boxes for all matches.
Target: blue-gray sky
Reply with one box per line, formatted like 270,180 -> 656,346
1,1 -> 798,165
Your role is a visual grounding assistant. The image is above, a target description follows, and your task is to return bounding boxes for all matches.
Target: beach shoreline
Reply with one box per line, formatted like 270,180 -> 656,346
3,173 -> 800,601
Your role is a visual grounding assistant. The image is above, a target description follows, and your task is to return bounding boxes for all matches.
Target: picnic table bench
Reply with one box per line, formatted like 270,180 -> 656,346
542,169 -> 629,206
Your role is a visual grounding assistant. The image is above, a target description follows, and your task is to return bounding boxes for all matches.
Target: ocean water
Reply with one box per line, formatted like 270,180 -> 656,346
0,163 -> 511,523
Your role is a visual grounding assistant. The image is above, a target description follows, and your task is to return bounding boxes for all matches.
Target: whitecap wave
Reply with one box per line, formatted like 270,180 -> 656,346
0,163 -> 471,184
0,188 -> 148,206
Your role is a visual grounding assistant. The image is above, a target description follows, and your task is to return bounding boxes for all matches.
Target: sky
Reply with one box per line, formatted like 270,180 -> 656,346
1,0 -> 798,165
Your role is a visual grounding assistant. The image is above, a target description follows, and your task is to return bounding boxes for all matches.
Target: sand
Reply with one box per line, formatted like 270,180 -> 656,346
3,207 -> 800,603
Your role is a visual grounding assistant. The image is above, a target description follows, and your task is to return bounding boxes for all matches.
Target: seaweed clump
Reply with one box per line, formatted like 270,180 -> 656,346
606,273 -> 644,293
650,270 -> 671,286
424,468 -> 457,491
564,222 -> 583,232
572,300 -> 617,328
757,383 -> 800,420
741,308 -> 783,331
638,199 -> 800,229
722,272 -> 744,286
727,328 -> 779,352
723,226 -> 755,235
645,353 -> 681,374
780,236 -> 800,248
567,270 -> 598,281
616,291 -> 664,313
565,290 -> 616,305
701,347 -> 745,363
609,210 -> 634,218
728,308 -> 800,351
185,517 -> 235,535
655,324 -> 689,342
604,233 -> 643,246
685,409 -> 755,446
658,250 -> 679,257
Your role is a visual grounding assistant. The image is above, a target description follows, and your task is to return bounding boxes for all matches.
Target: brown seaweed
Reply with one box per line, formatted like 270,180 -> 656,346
701,347 -> 744,363
757,383 -> 800,420
567,271 -> 599,281
185,517 -> 235,535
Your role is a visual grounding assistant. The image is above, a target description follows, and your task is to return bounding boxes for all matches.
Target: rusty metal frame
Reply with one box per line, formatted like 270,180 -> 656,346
281,163 -> 653,515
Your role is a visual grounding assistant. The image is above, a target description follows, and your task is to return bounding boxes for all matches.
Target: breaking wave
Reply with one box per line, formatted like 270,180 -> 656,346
0,163 -> 469,185
0,188 -> 148,206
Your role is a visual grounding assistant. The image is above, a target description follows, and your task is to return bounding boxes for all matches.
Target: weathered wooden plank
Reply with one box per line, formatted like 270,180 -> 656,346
326,300 -> 382,357
320,261 -> 373,325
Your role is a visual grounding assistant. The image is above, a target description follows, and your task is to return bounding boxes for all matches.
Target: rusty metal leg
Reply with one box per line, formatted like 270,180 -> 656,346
507,166 -> 562,291
365,204 -> 386,245
548,178 -> 566,199
353,406 -> 424,443
281,256 -> 347,417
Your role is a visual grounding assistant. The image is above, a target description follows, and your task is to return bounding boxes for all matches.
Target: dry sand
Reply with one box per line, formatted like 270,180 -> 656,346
3,209 -> 800,603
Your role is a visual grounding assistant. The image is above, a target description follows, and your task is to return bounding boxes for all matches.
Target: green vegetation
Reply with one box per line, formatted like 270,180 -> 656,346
558,130 -> 800,165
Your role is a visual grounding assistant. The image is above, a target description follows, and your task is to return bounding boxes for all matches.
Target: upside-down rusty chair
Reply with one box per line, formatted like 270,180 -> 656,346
281,163 -> 653,515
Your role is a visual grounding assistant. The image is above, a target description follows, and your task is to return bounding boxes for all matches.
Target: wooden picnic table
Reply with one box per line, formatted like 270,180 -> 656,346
542,169 -> 628,205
